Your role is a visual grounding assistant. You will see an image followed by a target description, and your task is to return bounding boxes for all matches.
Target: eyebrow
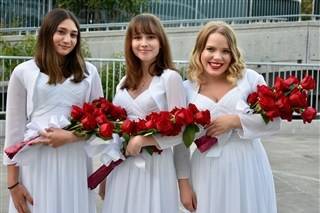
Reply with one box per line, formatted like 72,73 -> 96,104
57,27 -> 78,33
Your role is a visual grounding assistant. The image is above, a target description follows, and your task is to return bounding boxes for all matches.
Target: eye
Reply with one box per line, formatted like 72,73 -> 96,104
206,47 -> 215,52
70,33 -> 78,38
133,35 -> 141,40
56,29 -> 65,34
147,34 -> 157,39
222,49 -> 231,54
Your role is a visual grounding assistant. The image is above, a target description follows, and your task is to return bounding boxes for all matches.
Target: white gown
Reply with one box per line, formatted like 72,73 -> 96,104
4,60 -> 102,213
102,69 -> 186,213
183,69 -> 280,213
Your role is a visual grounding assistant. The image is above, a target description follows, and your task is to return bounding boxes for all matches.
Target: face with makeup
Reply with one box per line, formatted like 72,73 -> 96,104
200,32 -> 232,79
53,18 -> 78,57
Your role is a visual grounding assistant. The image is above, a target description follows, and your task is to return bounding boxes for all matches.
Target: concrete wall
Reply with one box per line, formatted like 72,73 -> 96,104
80,21 -> 320,63
3,21 -> 320,63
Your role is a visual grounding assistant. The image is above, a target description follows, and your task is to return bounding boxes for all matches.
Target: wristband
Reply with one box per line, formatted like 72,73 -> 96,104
8,182 -> 19,190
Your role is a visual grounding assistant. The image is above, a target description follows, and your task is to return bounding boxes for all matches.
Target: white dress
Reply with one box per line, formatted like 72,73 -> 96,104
3,60 -> 103,213
102,69 -> 186,213
183,69 -> 280,213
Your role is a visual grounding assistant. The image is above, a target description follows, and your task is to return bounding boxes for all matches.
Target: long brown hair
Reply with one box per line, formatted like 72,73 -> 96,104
35,8 -> 87,84
122,13 -> 176,90
188,21 -> 245,84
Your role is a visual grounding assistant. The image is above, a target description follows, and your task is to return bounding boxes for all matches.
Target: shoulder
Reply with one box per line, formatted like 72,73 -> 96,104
12,59 -> 38,74
85,61 -> 98,75
161,69 -> 183,82
239,68 -> 264,84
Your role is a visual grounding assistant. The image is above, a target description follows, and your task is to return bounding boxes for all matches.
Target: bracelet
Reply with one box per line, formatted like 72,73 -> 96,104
7,182 -> 19,190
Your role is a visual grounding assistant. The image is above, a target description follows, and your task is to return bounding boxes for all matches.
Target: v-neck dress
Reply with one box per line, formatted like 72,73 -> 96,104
183,69 -> 280,213
4,60 -> 103,213
102,69 -> 186,213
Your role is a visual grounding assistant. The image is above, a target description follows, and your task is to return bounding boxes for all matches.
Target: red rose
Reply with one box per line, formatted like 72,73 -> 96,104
83,103 -> 95,114
110,106 -> 127,120
288,89 -> 307,108
276,96 -> 293,121
283,75 -> 299,89
194,110 -> 210,126
81,115 -> 97,130
247,92 -> 258,106
70,105 -> 83,120
258,96 -> 277,112
274,77 -> 287,92
257,85 -> 275,98
135,119 -> 147,132
265,110 -> 280,121
301,107 -> 317,123
121,119 -> 135,135
99,122 -> 114,138
187,103 -> 199,114
156,112 -> 174,135
174,108 -> 193,125
96,114 -> 108,125
300,75 -> 315,90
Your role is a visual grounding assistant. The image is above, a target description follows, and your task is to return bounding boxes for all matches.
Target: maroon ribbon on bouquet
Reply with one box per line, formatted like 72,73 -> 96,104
4,136 -> 40,159
87,159 -> 123,190
194,135 -> 218,153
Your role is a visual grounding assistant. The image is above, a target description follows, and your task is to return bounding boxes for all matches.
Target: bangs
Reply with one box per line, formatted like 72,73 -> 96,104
131,19 -> 158,35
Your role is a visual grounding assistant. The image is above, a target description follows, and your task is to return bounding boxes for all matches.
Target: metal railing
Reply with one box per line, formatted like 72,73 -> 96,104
1,14 -> 319,35
0,56 -> 319,117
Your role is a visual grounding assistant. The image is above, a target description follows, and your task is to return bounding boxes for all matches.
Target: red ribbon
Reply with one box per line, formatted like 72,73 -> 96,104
87,159 -> 123,190
4,136 -> 40,159
194,135 -> 218,153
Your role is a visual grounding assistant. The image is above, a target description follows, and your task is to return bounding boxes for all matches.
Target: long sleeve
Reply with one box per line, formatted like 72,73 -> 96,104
3,69 -> 27,165
153,70 -> 187,149
87,62 -> 104,101
236,71 -> 280,139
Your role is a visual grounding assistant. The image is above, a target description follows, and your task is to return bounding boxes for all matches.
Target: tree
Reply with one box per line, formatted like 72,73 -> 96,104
301,0 -> 313,14
55,0 -> 147,23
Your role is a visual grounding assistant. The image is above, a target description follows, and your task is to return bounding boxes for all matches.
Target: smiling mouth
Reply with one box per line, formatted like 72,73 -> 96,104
209,62 -> 223,69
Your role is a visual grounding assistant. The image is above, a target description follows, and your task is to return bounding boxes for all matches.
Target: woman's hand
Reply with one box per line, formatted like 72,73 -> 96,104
98,179 -> 106,200
178,179 -> 197,212
125,135 -> 159,156
30,128 -> 79,148
206,114 -> 241,137
10,183 -> 33,213
125,135 -> 144,156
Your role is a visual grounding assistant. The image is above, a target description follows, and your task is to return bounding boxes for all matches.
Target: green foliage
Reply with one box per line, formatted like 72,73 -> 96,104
301,0 -> 313,14
55,0 -> 147,23
99,59 -> 126,101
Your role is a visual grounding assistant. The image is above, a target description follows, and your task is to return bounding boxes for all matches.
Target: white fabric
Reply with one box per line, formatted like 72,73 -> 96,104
4,59 -> 103,213
102,69 -> 186,213
178,69 -> 279,213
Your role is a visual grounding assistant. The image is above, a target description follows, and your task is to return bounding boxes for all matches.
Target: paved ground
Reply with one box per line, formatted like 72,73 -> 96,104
0,120 -> 319,213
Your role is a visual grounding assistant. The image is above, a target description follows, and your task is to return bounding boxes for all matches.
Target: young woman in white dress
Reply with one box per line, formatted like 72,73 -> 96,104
4,8 -> 102,213
176,21 -> 280,213
98,13 -> 186,213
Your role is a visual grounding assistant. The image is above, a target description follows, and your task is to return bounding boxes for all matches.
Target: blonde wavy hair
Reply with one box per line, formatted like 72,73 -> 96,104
188,21 -> 245,84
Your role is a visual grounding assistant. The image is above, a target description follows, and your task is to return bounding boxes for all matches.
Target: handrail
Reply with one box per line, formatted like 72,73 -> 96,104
0,14 -> 319,35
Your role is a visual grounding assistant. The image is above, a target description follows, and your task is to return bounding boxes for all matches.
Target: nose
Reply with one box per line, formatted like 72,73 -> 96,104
140,37 -> 148,47
213,51 -> 223,60
62,34 -> 71,43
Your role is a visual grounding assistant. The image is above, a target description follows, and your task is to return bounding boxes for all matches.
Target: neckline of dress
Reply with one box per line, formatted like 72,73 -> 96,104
126,76 -> 155,100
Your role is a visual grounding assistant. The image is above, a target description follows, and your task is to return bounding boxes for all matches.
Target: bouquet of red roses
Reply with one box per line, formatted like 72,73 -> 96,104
4,97 -> 127,161
87,103 -> 212,189
247,75 -> 317,124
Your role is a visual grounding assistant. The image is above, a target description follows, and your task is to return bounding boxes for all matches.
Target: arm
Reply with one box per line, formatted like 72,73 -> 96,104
236,73 -> 280,139
4,69 -> 33,212
153,71 -> 187,149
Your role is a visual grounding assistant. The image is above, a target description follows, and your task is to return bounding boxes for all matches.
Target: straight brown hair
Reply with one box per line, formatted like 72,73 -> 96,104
121,13 -> 176,90
35,8 -> 87,84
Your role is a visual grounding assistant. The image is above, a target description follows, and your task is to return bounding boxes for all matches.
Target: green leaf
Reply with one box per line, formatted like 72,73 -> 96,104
183,124 -> 200,148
